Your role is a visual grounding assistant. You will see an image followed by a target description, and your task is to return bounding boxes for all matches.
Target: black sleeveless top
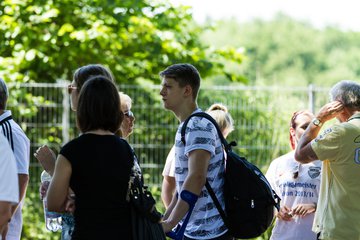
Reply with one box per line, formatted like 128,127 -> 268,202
60,134 -> 133,239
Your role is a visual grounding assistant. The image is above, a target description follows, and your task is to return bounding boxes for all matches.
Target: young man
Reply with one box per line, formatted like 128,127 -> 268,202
295,80 -> 360,240
0,78 -> 30,240
160,64 -> 230,240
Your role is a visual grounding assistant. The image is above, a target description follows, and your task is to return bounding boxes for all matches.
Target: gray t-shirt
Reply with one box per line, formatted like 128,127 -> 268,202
175,110 -> 227,239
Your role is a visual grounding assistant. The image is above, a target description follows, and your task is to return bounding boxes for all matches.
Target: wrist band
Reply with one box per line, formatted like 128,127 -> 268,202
180,190 -> 198,207
166,190 -> 198,240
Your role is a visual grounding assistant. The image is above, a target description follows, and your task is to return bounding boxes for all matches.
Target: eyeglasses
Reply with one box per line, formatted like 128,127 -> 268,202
67,84 -> 77,94
124,110 -> 134,118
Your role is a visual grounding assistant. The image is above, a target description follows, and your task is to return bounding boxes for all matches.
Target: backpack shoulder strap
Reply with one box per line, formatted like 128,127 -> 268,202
180,112 -> 230,228
180,112 -> 228,146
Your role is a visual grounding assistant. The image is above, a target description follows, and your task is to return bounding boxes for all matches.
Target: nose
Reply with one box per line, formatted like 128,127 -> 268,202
160,86 -> 165,96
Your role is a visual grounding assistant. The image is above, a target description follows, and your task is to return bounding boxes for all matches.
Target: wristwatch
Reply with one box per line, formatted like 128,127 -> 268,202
312,118 -> 323,127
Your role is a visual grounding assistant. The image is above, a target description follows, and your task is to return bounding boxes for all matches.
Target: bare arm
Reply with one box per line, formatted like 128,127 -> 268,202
162,192 -> 178,221
162,149 -> 210,232
10,174 -> 28,216
0,201 -> 12,238
295,101 -> 344,163
294,123 -> 321,163
161,175 -> 176,209
47,155 -> 72,212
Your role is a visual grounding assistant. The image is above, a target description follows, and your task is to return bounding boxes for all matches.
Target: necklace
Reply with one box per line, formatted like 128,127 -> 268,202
84,129 -> 113,135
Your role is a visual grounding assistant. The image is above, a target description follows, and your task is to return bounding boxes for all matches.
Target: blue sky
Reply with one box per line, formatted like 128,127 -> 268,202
170,0 -> 360,31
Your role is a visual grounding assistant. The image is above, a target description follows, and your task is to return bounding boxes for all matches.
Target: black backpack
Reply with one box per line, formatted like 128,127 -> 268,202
181,112 -> 280,239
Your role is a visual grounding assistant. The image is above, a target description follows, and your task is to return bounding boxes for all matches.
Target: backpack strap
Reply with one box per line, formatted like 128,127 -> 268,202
180,112 -> 231,230
181,112 -> 228,146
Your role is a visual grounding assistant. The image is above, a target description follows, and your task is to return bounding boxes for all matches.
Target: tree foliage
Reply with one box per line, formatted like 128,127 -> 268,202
0,0 -> 244,85
201,14 -> 360,86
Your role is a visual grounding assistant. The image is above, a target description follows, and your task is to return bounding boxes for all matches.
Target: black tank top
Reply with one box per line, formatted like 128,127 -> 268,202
60,134 -> 133,239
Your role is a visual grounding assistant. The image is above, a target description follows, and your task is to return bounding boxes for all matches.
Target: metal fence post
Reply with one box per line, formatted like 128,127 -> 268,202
308,84 -> 315,113
61,80 -> 70,144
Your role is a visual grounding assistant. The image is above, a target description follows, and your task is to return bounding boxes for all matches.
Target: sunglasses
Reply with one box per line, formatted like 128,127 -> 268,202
67,84 -> 77,94
124,110 -> 134,118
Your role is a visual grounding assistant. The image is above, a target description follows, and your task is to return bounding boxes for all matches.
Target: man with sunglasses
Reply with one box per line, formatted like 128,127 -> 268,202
0,78 -> 30,240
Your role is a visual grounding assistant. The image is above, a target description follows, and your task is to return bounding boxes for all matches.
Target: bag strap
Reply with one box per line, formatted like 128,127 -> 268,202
181,112 -> 229,147
180,112 -> 230,229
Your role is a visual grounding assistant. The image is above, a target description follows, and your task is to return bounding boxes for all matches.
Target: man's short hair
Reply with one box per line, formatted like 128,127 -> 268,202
0,78 -> 9,110
330,80 -> 360,110
159,63 -> 201,100
76,76 -> 122,133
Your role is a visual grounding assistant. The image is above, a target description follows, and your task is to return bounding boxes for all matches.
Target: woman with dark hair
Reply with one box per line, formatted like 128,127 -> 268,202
35,64 -> 116,175
265,110 -> 322,240
47,76 -> 133,239
34,64 -> 116,239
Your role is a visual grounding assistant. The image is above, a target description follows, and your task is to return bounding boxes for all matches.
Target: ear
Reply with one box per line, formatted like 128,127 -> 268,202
289,127 -> 296,150
183,85 -> 193,98
289,127 -> 296,138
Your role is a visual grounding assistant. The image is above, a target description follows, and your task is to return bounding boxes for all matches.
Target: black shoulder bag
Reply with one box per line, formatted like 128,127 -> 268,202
125,142 -> 166,240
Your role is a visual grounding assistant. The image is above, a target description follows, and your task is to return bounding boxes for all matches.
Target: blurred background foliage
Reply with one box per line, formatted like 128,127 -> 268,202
1,0 -> 359,239
201,13 -> 360,86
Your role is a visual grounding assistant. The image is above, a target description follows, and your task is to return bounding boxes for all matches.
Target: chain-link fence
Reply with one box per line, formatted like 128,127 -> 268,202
7,83 -> 331,189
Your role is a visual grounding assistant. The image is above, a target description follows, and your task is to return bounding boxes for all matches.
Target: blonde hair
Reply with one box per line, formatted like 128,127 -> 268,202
206,103 -> 234,137
119,92 -> 132,108
115,92 -> 133,138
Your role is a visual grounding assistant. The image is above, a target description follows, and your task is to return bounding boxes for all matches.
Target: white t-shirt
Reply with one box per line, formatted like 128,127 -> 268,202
162,145 -> 175,177
0,134 -> 19,204
175,109 -> 227,239
0,110 -> 30,240
266,151 -> 321,240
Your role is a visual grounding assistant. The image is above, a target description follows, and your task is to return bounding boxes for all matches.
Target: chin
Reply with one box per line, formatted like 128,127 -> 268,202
162,101 -> 169,109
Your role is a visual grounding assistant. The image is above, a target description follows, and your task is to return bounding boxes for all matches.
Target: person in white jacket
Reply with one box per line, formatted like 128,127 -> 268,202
0,134 -> 19,240
0,78 -> 29,240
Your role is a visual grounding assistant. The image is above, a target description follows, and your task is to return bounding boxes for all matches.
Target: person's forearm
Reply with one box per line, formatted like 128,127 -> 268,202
0,202 -> 12,232
163,194 -> 177,220
295,124 -> 320,163
10,174 -> 29,216
297,124 -> 320,153
296,101 -> 344,163
161,176 -> 175,208
164,173 -> 205,228
161,189 -> 173,209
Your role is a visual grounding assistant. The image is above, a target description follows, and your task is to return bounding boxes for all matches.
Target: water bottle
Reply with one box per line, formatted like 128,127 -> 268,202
41,170 -> 62,232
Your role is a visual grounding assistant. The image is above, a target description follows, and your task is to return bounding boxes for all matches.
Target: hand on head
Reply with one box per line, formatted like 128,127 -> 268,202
316,101 -> 344,123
